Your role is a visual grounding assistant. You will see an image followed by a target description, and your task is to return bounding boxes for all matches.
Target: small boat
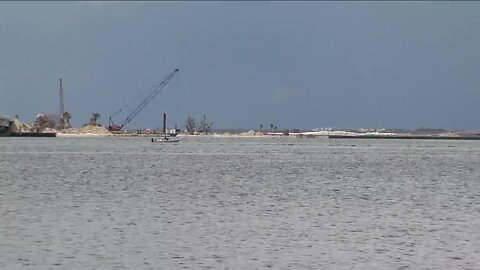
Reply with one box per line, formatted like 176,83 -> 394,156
151,112 -> 181,143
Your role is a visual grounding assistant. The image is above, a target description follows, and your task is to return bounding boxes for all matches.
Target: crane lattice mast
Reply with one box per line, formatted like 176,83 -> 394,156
108,68 -> 179,131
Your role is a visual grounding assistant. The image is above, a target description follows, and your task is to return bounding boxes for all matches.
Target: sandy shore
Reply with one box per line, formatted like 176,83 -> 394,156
56,133 -> 112,137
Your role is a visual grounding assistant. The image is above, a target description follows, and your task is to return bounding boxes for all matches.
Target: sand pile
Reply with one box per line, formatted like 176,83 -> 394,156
79,125 -> 111,134
59,125 -> 111,136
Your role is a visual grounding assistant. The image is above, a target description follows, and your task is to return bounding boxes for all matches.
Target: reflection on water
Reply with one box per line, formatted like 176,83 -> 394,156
1,137 -> 480,269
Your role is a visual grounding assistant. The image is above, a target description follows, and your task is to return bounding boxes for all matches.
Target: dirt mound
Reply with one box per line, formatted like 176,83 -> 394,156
79,125 -> 111,134
61,125 -> 111,135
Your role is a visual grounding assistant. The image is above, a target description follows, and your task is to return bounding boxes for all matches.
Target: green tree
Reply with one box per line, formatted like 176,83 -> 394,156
89,113 -> 101,126
63,111 -> 72,129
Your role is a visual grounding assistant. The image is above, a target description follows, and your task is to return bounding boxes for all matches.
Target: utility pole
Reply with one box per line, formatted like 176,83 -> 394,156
59,78 -> 64,129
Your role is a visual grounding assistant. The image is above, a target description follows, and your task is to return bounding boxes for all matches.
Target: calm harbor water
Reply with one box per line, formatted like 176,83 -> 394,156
1,136 -> 480,269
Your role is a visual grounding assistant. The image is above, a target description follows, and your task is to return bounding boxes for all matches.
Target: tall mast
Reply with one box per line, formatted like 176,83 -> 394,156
163,112 -> 167,139
59,78 -> 64,129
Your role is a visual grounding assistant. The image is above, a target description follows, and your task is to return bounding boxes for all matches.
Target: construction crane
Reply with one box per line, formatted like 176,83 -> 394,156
108,68 -> 180,132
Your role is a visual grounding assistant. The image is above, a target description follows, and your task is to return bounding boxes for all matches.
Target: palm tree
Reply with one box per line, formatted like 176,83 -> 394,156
89,113 -> 101,126
63,112 -> 72,128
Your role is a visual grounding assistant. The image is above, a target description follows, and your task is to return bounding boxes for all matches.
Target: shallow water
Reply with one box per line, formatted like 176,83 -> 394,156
1,136 -> 480,269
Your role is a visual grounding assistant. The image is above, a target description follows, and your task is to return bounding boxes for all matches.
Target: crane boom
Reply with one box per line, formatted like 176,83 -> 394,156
108,68 -> 179,131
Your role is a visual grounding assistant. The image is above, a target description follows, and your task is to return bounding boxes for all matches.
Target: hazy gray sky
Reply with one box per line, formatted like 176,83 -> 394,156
1,1 -> 479,130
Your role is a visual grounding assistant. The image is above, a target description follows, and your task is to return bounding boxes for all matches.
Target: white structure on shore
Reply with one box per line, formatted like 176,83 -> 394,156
0,115 -> 31,135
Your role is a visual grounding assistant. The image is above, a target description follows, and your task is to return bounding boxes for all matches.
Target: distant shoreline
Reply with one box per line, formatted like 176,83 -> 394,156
52,131 -> 480,140
5,124 -> 480,140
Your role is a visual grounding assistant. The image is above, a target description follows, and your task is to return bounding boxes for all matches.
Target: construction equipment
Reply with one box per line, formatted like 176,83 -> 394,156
108,68 -> 180,132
